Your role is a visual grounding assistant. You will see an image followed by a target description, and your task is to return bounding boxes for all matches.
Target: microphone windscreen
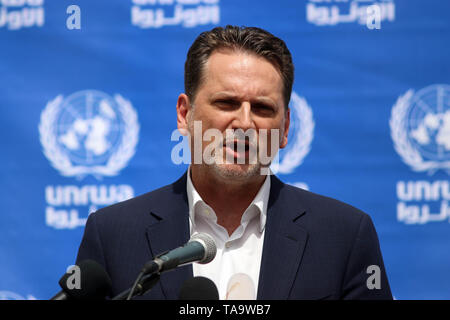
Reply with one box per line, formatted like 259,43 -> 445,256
179,276 -> 219,300
58,259 -> 112,300
225,273 -> 255,300
190,233 -> 217,264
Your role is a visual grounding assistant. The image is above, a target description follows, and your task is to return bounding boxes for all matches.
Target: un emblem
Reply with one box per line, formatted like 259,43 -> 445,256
271,91 -> 315,174
390,84 -> 450,174
39,90 -> 140,179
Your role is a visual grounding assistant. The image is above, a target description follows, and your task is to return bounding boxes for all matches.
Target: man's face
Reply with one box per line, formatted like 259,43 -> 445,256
177,49 -> 290,181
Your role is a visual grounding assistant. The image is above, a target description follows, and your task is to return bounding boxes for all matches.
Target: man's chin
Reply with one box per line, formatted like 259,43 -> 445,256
210,162 -> 262,181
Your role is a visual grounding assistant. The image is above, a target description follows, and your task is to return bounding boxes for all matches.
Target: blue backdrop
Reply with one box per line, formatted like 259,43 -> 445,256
1,0 -> 449,300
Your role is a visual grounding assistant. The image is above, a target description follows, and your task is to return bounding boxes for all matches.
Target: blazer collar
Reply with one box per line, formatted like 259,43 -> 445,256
145,172 -> 192,300
257,175 -> 309,299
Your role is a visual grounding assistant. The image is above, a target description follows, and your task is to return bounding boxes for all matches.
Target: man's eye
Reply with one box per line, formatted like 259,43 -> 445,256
215,100 -> 239,108
253,103 -> 274,114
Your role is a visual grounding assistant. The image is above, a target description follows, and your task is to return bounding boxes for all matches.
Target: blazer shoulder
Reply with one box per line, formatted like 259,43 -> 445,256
89,174 -> 187,228
277,180 -> 369,227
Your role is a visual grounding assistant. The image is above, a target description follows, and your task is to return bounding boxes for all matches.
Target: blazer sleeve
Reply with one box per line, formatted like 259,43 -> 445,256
75,212 -> 108,273
341,213 -> 393,300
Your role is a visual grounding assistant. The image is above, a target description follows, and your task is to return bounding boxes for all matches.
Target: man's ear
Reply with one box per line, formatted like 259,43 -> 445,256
176,93 -> 192,136
280,107 -> 290,149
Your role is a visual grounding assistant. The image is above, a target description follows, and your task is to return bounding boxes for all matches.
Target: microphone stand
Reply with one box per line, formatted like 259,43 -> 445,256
112,272 -> 161,300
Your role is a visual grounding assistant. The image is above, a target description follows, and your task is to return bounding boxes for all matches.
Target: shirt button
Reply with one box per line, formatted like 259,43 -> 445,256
204,208 -> 211,216
225,242 -> 232,249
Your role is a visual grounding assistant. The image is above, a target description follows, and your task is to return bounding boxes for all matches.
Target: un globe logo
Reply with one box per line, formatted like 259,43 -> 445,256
39,90 -> 140,179
390,84 -> 450,174
408,86 -> 450,161
271,91 -> 314,175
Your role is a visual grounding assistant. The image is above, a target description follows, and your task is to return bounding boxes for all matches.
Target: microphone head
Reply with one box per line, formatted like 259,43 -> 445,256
225,273 -> 256,300
179,276 -> 219,300
190,233 -> 216,264
58,259 -> 112,300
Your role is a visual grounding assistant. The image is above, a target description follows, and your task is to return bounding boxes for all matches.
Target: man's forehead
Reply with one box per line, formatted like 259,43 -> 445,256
205,50 -> 281,78
200,50 -> 284,100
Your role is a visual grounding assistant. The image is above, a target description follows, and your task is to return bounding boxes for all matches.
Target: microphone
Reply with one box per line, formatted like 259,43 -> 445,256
51,259 -> 112,300
142,232 -> 217,275
225,273 -> 256,300
179,276 -> 219,300
124,233 -> 217,300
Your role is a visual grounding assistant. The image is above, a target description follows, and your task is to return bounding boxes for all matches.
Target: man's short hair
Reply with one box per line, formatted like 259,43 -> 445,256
184,25 -> 294,109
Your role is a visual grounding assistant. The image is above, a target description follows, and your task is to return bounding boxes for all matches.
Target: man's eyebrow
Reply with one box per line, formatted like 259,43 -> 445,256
211,92 -> 277,105
252,96 -> 276,106
210,92 -> 239,100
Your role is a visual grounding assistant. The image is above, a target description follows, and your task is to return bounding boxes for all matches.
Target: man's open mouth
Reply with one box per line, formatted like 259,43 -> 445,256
223,138 -> 257,159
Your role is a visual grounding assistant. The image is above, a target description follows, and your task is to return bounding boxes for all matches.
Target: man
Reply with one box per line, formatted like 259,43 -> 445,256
76,25 -> 393,300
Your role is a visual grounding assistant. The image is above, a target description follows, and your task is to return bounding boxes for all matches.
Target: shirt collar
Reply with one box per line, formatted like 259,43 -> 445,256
186,166 -> 271,233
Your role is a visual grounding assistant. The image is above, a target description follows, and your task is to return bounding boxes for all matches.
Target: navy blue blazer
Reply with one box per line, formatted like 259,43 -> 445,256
76,173 -> 392,300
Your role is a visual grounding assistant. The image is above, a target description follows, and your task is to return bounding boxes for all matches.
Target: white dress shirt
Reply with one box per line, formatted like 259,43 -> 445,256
187,167 -> 270,300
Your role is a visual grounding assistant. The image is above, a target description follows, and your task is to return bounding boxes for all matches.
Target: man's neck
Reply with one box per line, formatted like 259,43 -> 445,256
190,165 -> 266,235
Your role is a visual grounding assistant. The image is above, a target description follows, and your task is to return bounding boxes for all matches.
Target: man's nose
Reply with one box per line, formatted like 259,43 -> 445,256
232,102 -> 255,131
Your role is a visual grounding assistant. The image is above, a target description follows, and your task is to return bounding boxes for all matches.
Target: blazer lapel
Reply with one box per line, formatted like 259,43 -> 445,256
145,173 -> 193,299
257,175 -> 309,300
